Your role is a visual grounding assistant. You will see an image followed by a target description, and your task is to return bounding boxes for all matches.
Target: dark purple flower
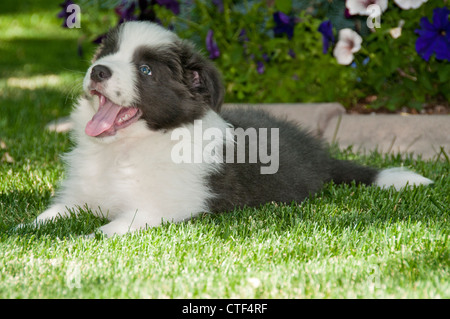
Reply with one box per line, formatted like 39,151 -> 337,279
239,29 -> 249,42
77,42 -> 83,57
155,0 -> 180,15
57,0 -> 75,28
415,7 -> 450,62
137,0 -> 160,22
344,7 -> 353,19
92,33 -> 107,44
273,11 -> 296,40
213,0 -> 224,13
318,20 -> 335,54
115,0 -> 137,24
206,30 -> 220,59
257,61 -> 265,74
288,48 -> 296,58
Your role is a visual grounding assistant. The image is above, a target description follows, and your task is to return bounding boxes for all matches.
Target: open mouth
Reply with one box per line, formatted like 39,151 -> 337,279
85,90 -> 142,137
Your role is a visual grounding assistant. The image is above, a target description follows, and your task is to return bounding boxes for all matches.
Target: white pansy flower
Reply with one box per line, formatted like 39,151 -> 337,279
346,0 -> 388,16
394,0 -> 428,10
333,28 -> 363,65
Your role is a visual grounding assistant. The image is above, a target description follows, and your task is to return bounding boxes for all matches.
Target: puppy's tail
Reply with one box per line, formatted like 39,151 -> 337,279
329,159 -> 433,190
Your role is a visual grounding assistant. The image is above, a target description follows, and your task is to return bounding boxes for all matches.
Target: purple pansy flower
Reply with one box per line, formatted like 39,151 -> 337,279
206,30 -> 220,60
273,11 -> 296,40
93,33 -> 107,44
257,61 -> 265,74
288,48 -> 296,58
155,0 -> 180,15
57,0 -> 75,28
238,29 -> 249,42
318,20 -> 335,54
115,0 -> 137,24
415,7 -> 450,62
213,0 -> 224,13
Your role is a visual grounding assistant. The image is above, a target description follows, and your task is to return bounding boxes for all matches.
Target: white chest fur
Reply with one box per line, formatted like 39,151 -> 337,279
43,104 -> 230,233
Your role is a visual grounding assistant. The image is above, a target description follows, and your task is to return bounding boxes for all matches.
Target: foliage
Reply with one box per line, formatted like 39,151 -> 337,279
61,0 -> 449,111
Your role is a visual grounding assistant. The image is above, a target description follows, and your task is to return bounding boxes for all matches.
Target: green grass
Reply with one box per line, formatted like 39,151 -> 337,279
1,1 -> 449,299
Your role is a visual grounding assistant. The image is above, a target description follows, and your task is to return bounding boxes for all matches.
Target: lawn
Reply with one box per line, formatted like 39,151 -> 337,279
0,1 -> 449,299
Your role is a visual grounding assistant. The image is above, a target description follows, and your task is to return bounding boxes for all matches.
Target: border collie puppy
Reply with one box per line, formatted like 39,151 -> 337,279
32,21 -> 432,236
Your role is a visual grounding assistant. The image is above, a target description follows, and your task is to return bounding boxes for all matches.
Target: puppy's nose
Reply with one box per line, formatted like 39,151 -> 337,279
90,65 -> 112,82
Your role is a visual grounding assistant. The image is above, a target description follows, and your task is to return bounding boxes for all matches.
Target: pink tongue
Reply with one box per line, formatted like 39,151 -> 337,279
85,98 -> 123,137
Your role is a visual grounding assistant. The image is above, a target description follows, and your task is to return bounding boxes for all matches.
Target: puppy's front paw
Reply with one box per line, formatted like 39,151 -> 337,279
96,221 -> 132,237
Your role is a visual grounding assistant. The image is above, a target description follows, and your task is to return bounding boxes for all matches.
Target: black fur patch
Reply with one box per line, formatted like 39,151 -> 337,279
92,26 -> 121,62
207,109 -> 379,212
131,42 -> 224,131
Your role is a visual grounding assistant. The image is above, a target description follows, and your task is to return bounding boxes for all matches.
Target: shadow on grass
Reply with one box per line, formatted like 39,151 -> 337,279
10,213 -> 108,239
0,0 -> 59,14
1,86 -> 76,128
189,181 -> 446,242
3,176 -> 446,241
0,187 -> 104,239
0,37 -> 91,78
3,197 -> 108,240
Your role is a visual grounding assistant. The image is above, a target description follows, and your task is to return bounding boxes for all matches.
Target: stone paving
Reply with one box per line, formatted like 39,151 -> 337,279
224,103 -> 450,160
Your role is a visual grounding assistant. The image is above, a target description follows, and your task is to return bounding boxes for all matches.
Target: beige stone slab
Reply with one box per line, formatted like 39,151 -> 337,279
223,103 -> 345,136
322,114 -> 450,160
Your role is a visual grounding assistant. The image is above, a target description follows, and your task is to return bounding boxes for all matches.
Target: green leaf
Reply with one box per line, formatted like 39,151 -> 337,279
275,0 -> 292,13
437,64 -> 450,82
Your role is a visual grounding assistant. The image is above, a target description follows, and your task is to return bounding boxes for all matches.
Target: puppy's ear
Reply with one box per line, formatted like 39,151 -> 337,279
91,26 -> 121,63
180,42 -> 224,112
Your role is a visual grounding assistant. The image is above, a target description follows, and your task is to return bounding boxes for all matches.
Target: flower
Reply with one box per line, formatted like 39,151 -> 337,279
57,0 -> 75,28
212,0 -> 224,13
238,29 -> 249,42
155,0 -> 180,15
318,20 -> 335,54
115,0 -> 137,24
288,48 -> 296,58
206,30 -> 220,59
415,7 -> 450,61
394,0 -> 428,10
389,20 -> 405,39
344,8 -> 353,19
333,28 -> 363,65
256,61 -> 265,74
273,12 -> 296,39
93,34 -> 106,44
345,0 -> 387,16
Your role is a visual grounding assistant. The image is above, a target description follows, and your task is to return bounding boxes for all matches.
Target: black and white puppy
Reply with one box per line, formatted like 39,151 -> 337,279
33,21 -> 432,236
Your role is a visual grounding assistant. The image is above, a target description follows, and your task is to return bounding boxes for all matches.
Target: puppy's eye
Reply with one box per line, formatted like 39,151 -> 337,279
139,65 -> 152,76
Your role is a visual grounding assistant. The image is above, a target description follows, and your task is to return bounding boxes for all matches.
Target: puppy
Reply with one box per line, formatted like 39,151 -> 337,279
32,21 -> 432,236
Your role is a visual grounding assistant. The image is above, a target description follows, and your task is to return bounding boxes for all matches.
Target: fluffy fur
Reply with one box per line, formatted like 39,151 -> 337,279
31,21 -> 433,236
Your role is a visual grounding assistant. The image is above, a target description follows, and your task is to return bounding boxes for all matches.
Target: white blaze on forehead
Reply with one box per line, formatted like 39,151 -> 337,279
119,21 -> 179,53
98,21 -> 179,65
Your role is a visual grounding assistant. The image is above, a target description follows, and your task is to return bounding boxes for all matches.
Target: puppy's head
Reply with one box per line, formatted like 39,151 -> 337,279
82,21 -> 224,138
